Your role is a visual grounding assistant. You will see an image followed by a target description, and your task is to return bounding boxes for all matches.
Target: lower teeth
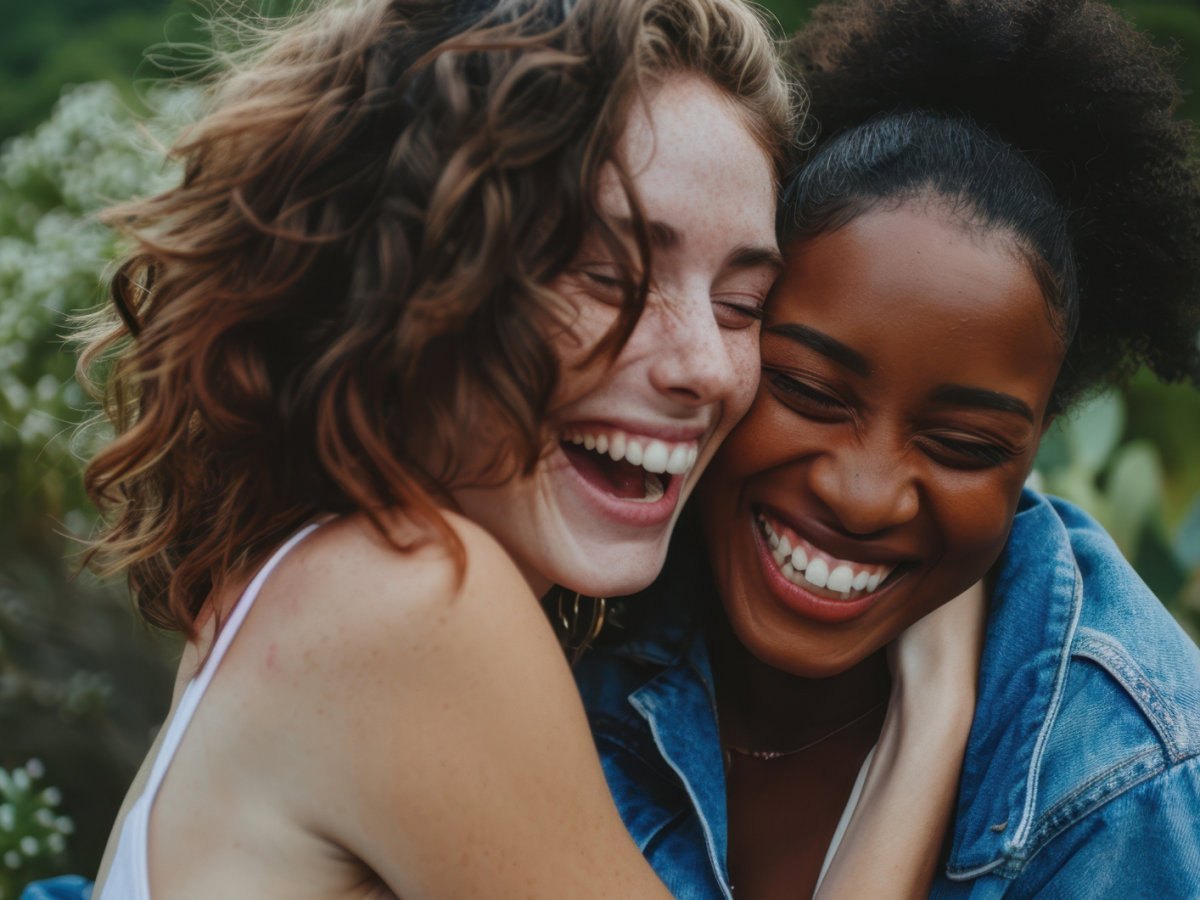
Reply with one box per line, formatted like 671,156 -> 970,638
634,472 -> 665,502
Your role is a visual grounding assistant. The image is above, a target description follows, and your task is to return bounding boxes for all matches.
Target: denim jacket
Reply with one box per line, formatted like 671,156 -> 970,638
573,490 -> 1200,900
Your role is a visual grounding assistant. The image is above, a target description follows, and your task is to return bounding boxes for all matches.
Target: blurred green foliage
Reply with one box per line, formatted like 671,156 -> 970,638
0,81 -> 196,886
1,0 -> 1199,891
0,0 -> 201,142
1032,382 -> 1200,640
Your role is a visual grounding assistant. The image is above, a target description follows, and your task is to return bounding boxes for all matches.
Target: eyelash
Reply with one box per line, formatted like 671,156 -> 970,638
582,269 -> 623,288
715,301 -> 766,329
920,436 -> 1016,466
768,372 -> 846,412
578,274 -> 765,330
768,372 -> 1017,468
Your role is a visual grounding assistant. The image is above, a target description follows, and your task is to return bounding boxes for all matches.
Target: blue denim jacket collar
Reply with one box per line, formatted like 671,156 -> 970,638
627,635 -> 733,899
946,490 -> 1084,876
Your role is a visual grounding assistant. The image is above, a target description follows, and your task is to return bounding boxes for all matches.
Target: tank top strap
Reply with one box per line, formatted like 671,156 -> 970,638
141,522 -> 323,799
97,521 -> 325,900
813,744 -> 877,898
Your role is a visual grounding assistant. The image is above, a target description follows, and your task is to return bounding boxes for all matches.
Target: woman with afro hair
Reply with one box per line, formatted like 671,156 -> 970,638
572,0 -> 1200,897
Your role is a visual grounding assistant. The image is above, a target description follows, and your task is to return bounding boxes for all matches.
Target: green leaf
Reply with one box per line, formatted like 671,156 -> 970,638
1106,441 -> 1164,556
1174,492 -> 1200,569
1135,524 -> 1189,606
1065,391 -> 1126,473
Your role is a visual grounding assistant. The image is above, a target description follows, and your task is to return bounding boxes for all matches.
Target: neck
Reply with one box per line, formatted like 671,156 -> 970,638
702,589 -> 891,752
520,562 -> 555,600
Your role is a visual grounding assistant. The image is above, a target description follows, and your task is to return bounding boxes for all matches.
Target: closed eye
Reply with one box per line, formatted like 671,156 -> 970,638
713,300 -> 765,329
916,434 -> 1018,468
766,370 -> 848,415
580,267 -> 624,288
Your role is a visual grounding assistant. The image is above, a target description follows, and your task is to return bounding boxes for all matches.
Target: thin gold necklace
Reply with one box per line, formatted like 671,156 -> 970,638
723,699 -> 887,762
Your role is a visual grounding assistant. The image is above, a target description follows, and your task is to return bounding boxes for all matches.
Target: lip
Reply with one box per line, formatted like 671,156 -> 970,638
750,512 -> 910,623
554,442 -> 688,529
758,504 -> 915,568
559,418 -> 709,444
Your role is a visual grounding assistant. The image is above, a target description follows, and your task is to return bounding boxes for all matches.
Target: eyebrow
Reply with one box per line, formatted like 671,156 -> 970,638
728,243 -> 785,272
611,218 -> 681,250
611,220 -> 783,270
765,323 -> 870,377
930,385 -> 1035,422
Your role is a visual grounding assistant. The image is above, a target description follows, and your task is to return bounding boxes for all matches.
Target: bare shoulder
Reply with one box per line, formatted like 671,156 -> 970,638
206,505 -> 569,802
277,508 -> 528,606
183,510 -> 670,900
243,508 -> 551,683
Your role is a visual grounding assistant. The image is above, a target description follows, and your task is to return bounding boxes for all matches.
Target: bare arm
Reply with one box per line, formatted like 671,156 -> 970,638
815,580 -> 987,900
288,514 -> 678,900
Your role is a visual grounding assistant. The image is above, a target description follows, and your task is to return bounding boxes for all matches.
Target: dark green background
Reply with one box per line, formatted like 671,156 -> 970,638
5,0 -> 1200,141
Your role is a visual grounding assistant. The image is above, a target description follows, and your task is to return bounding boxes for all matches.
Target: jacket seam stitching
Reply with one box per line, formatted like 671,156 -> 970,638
948,748 -> 1173,881
638,806 -> 691,857
1071,628 -> 1184,760
944,856 -> 1008,881
592,714 -> 683,785
1000,748 -> 1184,878
1026,746 -> 1163,845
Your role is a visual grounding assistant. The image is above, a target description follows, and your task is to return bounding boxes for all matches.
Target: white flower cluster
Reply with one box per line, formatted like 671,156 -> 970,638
0,81 -> 201,530
0,759 -> 74,898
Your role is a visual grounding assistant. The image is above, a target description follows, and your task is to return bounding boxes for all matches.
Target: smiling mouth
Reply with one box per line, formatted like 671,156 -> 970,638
559,426 -> 699,502
756,509 -> 905,602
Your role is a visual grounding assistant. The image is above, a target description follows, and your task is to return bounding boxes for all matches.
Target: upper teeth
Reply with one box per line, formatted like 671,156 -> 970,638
566,427 -> 698,476
759,514 -> 894,598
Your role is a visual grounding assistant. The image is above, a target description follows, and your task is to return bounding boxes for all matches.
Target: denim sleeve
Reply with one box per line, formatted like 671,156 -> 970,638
1003,755 -> 1200,900
17,876 -> 93,900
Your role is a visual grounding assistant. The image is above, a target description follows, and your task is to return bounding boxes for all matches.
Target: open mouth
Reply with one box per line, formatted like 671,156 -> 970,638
755,508 -> 907,604
560,425 -> 699,504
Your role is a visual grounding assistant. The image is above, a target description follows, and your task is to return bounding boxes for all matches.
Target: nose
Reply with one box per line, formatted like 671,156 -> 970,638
640,290 -> 743,407
807,438 -> 920,536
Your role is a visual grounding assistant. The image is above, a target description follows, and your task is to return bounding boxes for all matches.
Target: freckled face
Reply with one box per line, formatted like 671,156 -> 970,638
696,203 -> 1064,678
453,76 -> 779,599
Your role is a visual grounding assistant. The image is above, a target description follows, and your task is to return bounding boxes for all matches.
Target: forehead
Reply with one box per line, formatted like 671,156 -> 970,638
597,76 -> 777,247
768,204 -> 1063,404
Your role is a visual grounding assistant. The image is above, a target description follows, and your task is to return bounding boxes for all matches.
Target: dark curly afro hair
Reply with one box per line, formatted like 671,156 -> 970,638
783,0 -> 1200,413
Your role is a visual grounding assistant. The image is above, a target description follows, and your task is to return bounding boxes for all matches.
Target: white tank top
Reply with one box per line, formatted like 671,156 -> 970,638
98,523 -> 321,900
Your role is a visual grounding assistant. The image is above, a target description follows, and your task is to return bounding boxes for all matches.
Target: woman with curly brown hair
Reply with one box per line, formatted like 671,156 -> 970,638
15,0 -> 986,898
574,0 -> 1200,897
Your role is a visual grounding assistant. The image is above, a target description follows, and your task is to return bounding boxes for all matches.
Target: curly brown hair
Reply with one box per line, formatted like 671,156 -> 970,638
79,0 -> 794,638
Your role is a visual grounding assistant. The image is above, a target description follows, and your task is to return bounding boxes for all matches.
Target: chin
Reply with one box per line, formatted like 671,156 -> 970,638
536,534 -> 673,598
454,430 -> 707,598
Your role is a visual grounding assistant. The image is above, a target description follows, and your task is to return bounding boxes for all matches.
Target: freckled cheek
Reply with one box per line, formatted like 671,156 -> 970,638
720,331 -> 764,433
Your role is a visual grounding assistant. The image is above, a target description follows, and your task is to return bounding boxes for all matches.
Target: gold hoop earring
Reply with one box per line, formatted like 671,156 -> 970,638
555,588 -> 607,666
